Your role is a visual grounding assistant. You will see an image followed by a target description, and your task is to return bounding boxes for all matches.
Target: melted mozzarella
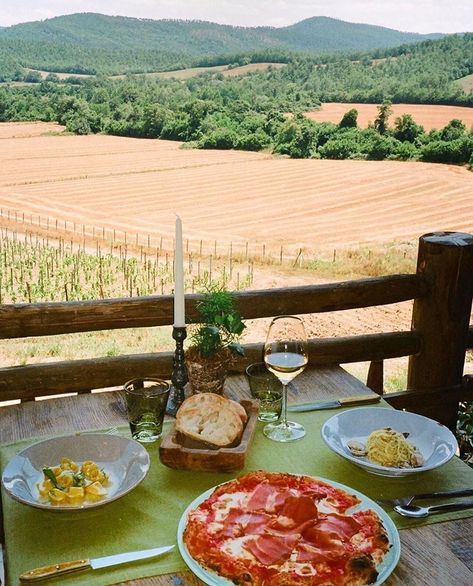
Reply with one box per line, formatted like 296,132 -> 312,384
282,561 -> 318,577
317,497 -> 341,514
192,510 -> 208,523
221,536 -> 255,561
212,491 -> 248,522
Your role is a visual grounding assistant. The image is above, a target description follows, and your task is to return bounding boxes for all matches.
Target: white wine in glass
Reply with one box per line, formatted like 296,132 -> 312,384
263,315 -> 308,442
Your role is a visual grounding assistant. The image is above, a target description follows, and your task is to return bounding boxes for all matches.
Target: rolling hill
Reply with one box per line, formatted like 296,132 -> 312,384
0,13 -> 443,54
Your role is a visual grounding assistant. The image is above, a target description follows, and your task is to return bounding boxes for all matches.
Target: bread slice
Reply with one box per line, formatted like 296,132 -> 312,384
228,399 -> 248,424
176,393 -> 245,448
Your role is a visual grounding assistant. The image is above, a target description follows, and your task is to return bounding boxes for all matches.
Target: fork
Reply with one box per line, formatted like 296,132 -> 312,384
377,487 -> 473,507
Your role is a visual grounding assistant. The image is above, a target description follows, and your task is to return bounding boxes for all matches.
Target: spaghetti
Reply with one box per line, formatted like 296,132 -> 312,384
365,427 -> 422,468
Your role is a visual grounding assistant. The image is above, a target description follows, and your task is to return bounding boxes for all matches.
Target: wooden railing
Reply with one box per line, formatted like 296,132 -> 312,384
1,232 -> 472,430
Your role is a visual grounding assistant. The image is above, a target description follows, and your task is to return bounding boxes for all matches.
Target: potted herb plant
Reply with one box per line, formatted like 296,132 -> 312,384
186,286 -> 245,394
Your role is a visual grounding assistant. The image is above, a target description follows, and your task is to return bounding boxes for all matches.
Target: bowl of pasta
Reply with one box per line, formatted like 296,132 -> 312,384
321,407 -> 458,477
1,433 -> 150,511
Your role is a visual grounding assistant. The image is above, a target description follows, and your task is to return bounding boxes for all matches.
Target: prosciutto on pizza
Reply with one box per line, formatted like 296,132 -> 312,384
183,471 -> 391,586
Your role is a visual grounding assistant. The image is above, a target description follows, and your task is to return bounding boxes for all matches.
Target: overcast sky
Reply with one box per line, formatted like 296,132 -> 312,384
1,1 -> 472,33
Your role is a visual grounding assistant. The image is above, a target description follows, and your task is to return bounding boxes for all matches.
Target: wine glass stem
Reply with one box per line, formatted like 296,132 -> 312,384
281,383 -> 288,426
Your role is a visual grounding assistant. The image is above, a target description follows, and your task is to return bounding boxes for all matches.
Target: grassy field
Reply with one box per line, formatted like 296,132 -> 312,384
18,62 -> 287,82
457,73 -> 473,94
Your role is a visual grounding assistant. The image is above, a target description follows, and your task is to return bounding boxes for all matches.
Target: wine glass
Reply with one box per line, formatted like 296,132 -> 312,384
263,315 -> 308,442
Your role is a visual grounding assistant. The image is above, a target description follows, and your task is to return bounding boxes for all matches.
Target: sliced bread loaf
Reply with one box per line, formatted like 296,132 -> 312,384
176,393 -> 245,448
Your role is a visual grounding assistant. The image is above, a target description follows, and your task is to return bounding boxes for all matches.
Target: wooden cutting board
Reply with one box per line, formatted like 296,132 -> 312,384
159,399 -> 259,472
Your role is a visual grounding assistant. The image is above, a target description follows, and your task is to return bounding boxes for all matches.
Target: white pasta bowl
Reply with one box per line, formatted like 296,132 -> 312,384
1,433 -> 150,511
321,407 -> 458,477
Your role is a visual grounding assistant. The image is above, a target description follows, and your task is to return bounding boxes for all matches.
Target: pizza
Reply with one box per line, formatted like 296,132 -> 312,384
183,471 -> 391,586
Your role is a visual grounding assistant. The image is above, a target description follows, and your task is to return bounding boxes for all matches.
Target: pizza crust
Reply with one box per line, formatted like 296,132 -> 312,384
183,471 -> 391,586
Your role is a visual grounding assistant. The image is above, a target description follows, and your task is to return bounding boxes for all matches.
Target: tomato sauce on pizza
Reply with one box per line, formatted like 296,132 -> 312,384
183,471 -> 390,585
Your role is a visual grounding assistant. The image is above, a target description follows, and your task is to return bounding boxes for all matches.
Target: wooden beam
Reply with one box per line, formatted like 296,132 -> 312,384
235,275 -> 426,318
0,353 -> 174,402
0,274 -> 425,339
0,331 -> 420,401
383,383 -> 473,417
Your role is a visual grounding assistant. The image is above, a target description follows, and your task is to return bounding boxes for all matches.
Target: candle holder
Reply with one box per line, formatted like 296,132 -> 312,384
166,326 -> 188,417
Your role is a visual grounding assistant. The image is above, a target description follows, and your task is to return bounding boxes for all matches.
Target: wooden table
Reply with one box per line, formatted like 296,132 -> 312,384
1,366 -> 473,585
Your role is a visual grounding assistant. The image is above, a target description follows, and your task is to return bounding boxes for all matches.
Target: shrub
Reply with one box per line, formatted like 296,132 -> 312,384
319,135 -> 364,159
421,137 -> 473,164
365,135 -> 403,161
338,108 -> 358,128
236,129 -> 270,151
441,119 -> 466,141
24,71 -> 42,83
389,140 -> 418,160
198,127 -> 238,149
66,114 -> 91,135
393,114 -> 424,143
273,118 -> 317,158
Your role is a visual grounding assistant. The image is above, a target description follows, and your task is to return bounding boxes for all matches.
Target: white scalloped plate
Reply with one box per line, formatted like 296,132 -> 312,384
1,433 -> 150,511
177,475 -> 400,586
321,407 -> 458,477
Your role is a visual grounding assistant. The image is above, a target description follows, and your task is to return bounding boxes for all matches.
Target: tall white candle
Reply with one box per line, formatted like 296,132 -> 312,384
174,215 -> 185,327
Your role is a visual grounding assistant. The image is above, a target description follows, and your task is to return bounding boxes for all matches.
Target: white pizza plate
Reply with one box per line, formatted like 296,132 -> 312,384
321,407 -> 458,477
177,475 -> 401,586
1,433 -> 150,511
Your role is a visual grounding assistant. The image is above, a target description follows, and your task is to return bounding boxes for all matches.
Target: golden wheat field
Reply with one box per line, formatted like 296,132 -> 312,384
2,121 -> 473,381
0,122 -> 472,259
305,103 -> 473,131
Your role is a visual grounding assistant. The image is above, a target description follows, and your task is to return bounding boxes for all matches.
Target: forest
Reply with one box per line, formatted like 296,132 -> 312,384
0,13 -> 442,68
0,34 -> 472,166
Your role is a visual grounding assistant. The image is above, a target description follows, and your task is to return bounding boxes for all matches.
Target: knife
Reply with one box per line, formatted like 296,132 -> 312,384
20,545 -> 175,582
287,394 -> 381,412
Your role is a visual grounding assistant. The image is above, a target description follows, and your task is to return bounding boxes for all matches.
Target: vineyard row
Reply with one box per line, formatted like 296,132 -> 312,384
0,228 -> 254,304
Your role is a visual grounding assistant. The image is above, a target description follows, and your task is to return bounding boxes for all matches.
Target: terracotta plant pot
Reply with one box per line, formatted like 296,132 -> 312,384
186,348 -> 232,395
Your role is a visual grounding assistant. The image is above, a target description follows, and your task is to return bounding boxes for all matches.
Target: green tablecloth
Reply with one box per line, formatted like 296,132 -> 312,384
2,408 -> 473,585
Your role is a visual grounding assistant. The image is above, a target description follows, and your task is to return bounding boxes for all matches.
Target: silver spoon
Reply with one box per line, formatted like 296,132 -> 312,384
394,500 -> 473,518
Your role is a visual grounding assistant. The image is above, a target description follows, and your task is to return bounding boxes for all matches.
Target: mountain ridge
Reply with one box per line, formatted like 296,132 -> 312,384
0,12 -> 444,54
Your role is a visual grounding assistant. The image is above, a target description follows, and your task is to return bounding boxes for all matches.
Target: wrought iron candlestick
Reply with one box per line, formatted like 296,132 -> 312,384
167,326 -> 188,416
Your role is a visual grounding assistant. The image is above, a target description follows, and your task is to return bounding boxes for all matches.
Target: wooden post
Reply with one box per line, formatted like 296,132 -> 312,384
407,232 -> 473,429
367,360 -> 384,395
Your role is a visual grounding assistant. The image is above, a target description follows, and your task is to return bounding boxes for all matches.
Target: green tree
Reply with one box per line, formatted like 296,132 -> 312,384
338,108 -> 358,128
273,117 -> 317,158
441,119 -> 466,141
393,114 -> 424,143
24,70 -> 42,83
374,101 -> 393,135
141,103 -> 171,138
318,129 -> 366,159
